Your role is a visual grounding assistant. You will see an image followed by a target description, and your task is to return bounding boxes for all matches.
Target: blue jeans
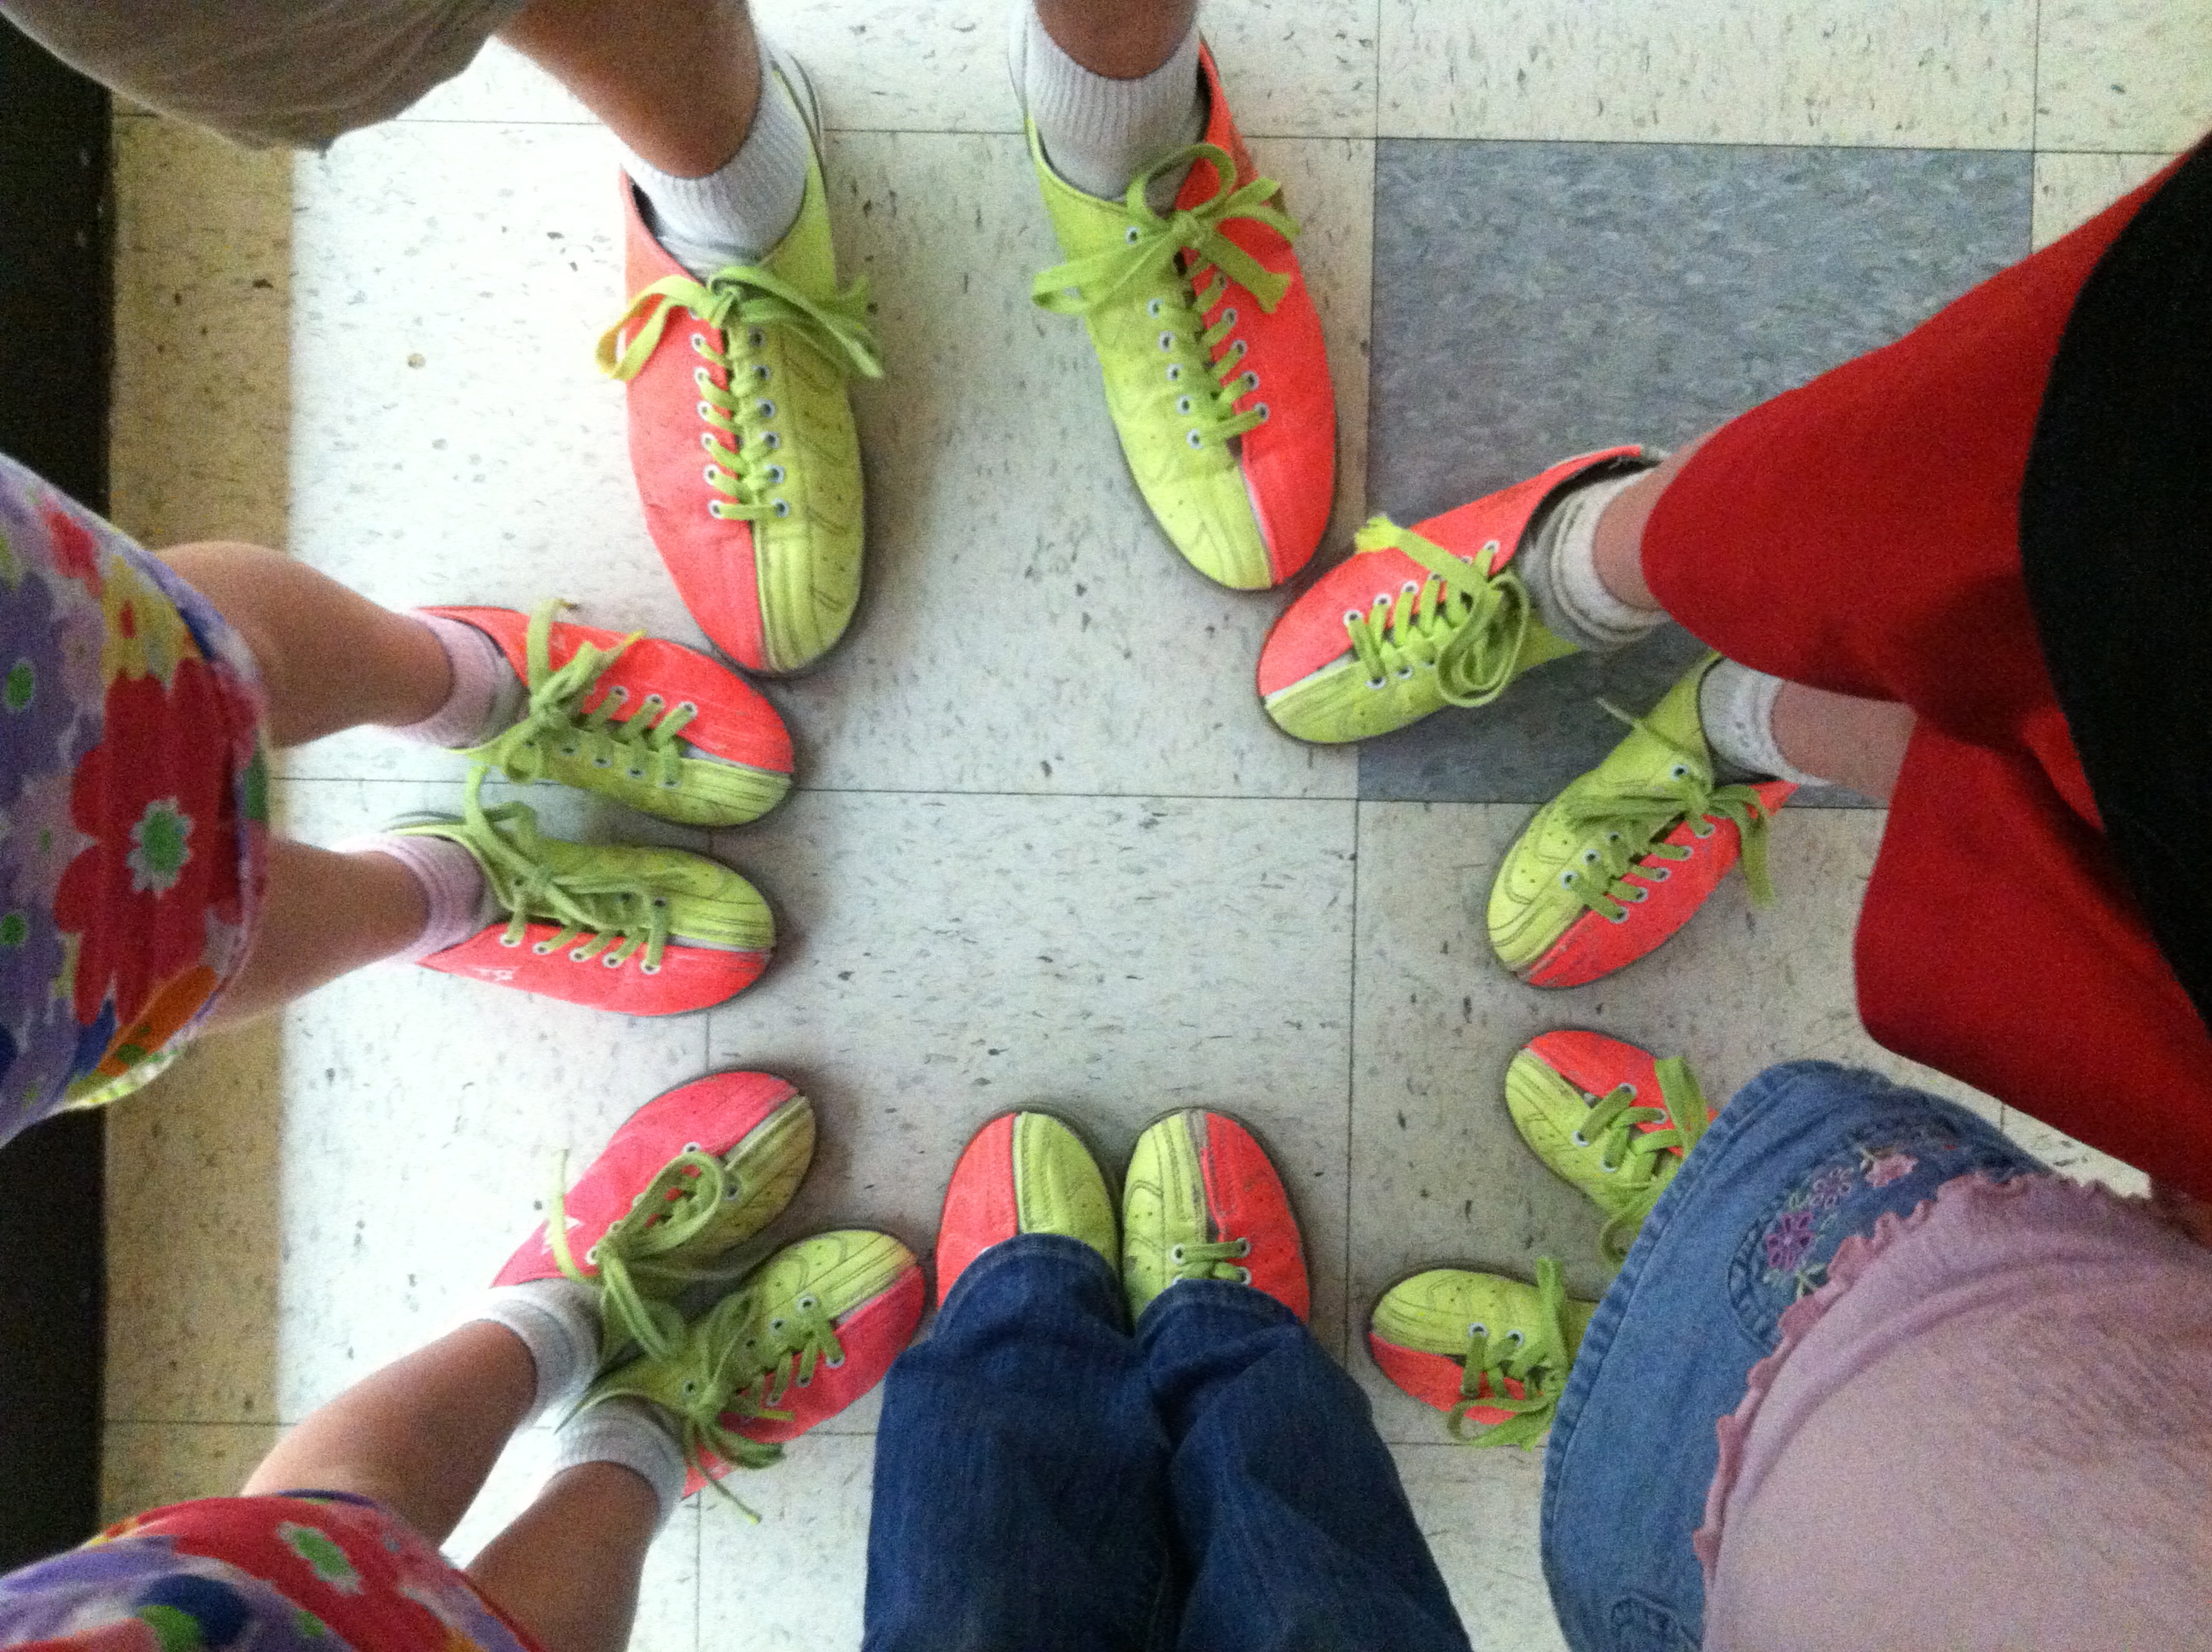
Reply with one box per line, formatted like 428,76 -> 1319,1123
864,1233 -> 1472,1652
1539,1062 -> 2049,1651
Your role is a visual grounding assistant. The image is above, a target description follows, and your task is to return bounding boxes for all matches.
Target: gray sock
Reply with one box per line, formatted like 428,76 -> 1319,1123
467,1277 -> 602,1425
625,42 -> 813,279
1697,659 -> 1826,786
1520,468 -> 1666,654
1012,5 -> 1207,213
551,1397 -> 690,1531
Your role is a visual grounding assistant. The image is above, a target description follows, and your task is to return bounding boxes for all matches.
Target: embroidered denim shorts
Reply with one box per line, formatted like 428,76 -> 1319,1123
1538,1062 -> 2045,1652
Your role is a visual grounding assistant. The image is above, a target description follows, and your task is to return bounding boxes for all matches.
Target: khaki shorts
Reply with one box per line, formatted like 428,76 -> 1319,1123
1,0 -> 528,148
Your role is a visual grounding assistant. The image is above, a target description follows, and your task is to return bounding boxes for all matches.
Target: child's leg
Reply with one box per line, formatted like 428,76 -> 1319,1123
203,841 -> 430,1027
241,1320 -> 535,1544
157,542 -> 453,747
465,1464 -> 660,1652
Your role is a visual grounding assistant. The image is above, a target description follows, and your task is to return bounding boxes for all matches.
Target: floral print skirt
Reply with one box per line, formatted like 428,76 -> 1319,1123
0,1492 -> 539,1652
0,454 -> 267,1146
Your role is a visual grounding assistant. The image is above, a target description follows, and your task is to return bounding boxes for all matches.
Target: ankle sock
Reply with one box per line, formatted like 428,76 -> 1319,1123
468,1277 -> 602,1425
1014,5 -> 1207,212
1697,659 -> 1826,787
625,43 -> 812,281
1520,468 -> 1667,654
550,1397 -> 690,1531
388,614 -> 524,749
339,831 -> 492,963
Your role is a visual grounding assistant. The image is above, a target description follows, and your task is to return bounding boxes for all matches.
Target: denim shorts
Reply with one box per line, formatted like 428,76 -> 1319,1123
1538,1061 -> 2046,1652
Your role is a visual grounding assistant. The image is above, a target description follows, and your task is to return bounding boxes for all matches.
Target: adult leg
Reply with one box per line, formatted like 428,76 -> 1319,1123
864,1233 -> 1171,1652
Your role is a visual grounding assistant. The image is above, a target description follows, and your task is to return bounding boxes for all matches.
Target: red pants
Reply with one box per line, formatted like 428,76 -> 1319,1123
1645,158 -> 2212,1202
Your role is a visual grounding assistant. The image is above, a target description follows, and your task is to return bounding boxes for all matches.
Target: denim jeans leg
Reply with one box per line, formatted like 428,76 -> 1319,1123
1139,1282 -> 1473,1652
1539,1062 -> 2047,1652
862,1234 -> 1174,1652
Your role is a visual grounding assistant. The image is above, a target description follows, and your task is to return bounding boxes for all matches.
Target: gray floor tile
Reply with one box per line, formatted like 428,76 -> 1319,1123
1359,140 -> 2030,806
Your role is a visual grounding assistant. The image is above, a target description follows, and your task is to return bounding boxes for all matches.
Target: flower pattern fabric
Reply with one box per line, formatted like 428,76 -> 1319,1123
0,1492 -> 536,1652
0,454 -> 266,1146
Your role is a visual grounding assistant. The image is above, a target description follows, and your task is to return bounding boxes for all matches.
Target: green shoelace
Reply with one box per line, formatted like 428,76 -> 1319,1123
1033,142 -> 1299,451
643,1286 -> 848,1519
1169,1236 -> 1253,1284
1448,1257 -> 1575,1450
1580,1056 -> 1711,1262
545,1144 -> 754,1364
437,768 -> 676,970
597,262 -> 882,525
1556,712 -> 1779,923
463,602 -> 696,795
1341,516 -> 1541,704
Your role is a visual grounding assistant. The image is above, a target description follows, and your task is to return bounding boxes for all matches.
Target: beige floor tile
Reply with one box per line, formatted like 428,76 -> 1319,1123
2030,149 -> 2176,247
1377,0 -> 2037,147
109,118 -> 293,550
2000,1113 -> 2152,1197
704,788 -> 1359,1364
696,1435 -> 875,1649
101,1422 -> 281,1523
1347,801 -> 1998,1443
399,1 -> 1378,139
2035,0 -> 2212,152
1393,1444 -> 1567,1652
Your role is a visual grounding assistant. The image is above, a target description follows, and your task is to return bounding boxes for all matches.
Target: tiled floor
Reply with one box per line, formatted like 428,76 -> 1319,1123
101,3 -> 2207,1647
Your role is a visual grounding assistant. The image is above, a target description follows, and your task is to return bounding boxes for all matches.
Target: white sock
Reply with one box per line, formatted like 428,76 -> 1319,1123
1521,468 -> 1667,654
468,1277 -> 602,1425
551,1397 -> 690,1532
624,43 -> 813,280
1012,6 -> 1207,212
387,614 -> 524,749
336,832 -> 492,963
1697,659 -> 1827,786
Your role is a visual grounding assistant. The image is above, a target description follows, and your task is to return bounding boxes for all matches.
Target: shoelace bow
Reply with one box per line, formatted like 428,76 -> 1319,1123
1033,143 -> 1299,449
1169,1236 -> 1253,1284
660,1287 -> 847,1520
1580,1057 -> 1711,1262
545,1144 -> 752,1364
1555,709 -> 1779,922
597,261 -> 882,524
463,601 -> 697,794
445,767 -> 677,970
1449,1257 -> 1575,1449
1341,516 -> 1540,706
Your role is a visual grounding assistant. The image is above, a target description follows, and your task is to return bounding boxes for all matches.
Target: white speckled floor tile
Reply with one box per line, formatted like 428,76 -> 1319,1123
2031,149 -> 2178,247
696,1434 -> 875,1649
2000,1114 -> 2152,1197
101,1423 -> 282,1523
1377,0 -> 2037,147
754,129 -> 1364,800
1347,802 -> 2000,1444
2035,0 -> 2212,153
397,1 -> 1377,139
110,118 -> 294,550
1392,1445 -> 1566,1652
704,788 -> 1358,1362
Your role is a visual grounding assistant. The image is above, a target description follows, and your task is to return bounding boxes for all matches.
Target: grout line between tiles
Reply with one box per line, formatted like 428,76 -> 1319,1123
2029,0 -> 2043,154
1342,799 -> 1361,1359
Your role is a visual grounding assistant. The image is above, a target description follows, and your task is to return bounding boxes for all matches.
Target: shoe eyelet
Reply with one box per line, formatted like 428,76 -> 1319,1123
559,742 -> 579,757
1125,225 -> 1142,244
796,1293 -> 819,1311
708,502 -> 729,519
1606,910 -> 1631,924
626,766 -> 645,779
770,1316 -> 787,1333
1468,1321 -> 1487,1339
693,366 -> 710,386
677,700 -> 698,715
681,1377 -> 700,1397
762,432 -> 782,451
1558,870 -> 1577,888
1255,403 -> 1270,422
797,1371 -> 812,1387
697,400 -> 714,420
701,433 -> 717,452
661,777 -> 680,788
1571,1130 -> 1590,1148
1394,665 -> 1412,679
754,363 -> 771,382
1365,676 -> 1387,690
701,464 -> 720,485
1221,307 -> 1237,326
585,1243 -> 600,1263
651,895 -> 670,908
640,962 -> 662,975
1691,823 -> 1716,840
1166,363 -> 1184,382
1176,395 -> 1194,415
1241,371 -> 1260,393
826,1352 -> 846,1369
498,934 -> 521,949
690,333 -> 708,352
1168,1243 -> 1186,1264
1580,848 -> 1601,865
1623,886 -> 1648,903
1147,297 -> 1165,317
1343,608 -> 1363,625
1668,764 -> 1690,780
602,953 -> 624,970
1231,339 -> 1249,358
1400,580 -> 1419,596
1647,866 -> 1671,882
1185,429 -> 1204,449
1232,1266 -> 1252,1283
748,327 -> 766,347
773,499 -> 791,517
1157,330 -> 1177,352
1506,1329 -> 1525,1347
569,948 -> 592,963
640,693 -> 664,711
765,463 -> 786,483
756,398 -> 777,418
1233,1238 -> 1251,1256
592,754 -> 614,768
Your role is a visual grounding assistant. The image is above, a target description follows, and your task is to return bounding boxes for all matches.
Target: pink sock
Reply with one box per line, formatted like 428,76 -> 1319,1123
387,614 -> 524,748
338,833 -> 492,963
